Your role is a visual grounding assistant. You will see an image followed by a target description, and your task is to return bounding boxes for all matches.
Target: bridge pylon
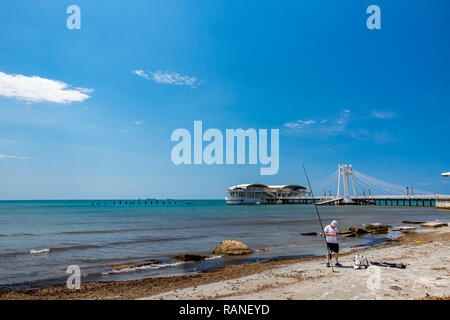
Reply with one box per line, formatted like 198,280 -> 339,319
337,164 -> 356,204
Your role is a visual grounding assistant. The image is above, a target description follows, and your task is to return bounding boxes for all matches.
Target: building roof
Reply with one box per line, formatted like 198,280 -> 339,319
229,184 -> 268,190
268,185 -> 306,190
228,184 -> 306,190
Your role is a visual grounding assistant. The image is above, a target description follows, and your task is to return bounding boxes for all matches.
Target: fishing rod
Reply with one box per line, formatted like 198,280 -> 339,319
296,146 -> 335,273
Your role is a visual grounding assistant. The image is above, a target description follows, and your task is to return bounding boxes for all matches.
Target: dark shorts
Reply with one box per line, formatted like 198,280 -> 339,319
327,242 -> 339,253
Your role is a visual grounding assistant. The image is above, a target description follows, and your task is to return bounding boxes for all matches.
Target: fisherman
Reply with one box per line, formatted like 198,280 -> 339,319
324,220 -> 343,267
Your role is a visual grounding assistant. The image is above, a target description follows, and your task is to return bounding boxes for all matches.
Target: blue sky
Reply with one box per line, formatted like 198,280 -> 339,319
0,0 -> 449,199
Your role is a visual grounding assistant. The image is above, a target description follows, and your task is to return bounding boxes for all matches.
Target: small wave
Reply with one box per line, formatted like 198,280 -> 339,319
49,244 -> 101,252
264,243 -> 307,250
205,255 -> 222,260
53,228 -> 145,235
103,262 -> 185,274
29,244 -> 101,255
30,248 -> 50,254
0,233 -> 36,237
108,236 -> 196,246
224,219 -> 311,227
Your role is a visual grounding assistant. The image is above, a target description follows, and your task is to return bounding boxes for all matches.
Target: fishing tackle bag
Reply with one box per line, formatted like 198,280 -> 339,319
354,255 -> 369,269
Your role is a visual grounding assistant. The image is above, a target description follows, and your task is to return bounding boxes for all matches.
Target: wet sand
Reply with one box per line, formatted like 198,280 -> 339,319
1,225 -> 449,300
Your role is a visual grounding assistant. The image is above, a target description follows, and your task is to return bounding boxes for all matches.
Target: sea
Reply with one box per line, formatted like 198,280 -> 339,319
0,200 -> 448,289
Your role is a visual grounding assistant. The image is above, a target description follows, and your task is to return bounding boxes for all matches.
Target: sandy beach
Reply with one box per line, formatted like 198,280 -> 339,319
1,224 -> 448,300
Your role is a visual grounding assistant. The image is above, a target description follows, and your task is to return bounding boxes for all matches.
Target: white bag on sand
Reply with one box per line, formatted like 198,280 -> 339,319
354,255 -> 369,269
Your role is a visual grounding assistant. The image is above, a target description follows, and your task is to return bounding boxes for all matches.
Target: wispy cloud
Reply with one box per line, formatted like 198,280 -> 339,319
0,71 -> 93,103
284,109 -> 395,144
0,154 -> 28,160
134,121 -> 143,125
132,70 -> 150,79
371,110 -> 396,119
284,110 -> 351,134
119,129 -> 128,133
132,69 -> 204,88
0,138 -> 16,146
284,119 -> 316,129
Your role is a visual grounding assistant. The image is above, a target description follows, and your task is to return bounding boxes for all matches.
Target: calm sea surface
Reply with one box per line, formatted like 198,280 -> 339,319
0,200 -> 448,289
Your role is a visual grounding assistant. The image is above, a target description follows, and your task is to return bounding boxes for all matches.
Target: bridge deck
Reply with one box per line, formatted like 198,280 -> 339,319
276,194 -> 450,207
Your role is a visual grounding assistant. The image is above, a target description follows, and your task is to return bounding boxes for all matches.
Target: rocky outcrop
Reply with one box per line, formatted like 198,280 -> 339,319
212,240 -> 252,255
338,230 -> 356,237
420,222 -> 448,228
392,226 -> 417,231
365,224 -> 392,234
348,226 -> 369,235
402,221 -> 426,224
173,254 -> 207,262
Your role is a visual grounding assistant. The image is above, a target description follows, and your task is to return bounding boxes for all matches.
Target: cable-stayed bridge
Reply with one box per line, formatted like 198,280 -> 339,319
292,164 -> 450,207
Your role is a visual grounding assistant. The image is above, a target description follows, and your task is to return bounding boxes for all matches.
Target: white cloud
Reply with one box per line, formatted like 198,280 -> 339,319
0,71 -> 92,103
284,119 -> 316,129
119,129 -> 128,133
134,121 -> 143,125
132,69 -> 204,88
284,110 -> 350,134
298,120 -> 316,125
0,154 -> 28,160
371,110 -> 396,119
132,69 -> 150,79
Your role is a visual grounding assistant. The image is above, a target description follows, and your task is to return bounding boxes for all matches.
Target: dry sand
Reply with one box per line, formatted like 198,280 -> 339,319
1,225 -> 449,300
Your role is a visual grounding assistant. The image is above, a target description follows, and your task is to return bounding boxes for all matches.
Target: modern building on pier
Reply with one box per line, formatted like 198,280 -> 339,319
225,184 -> 309,205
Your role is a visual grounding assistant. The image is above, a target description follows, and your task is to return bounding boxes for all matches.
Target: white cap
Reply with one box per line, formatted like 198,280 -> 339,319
331,220 -> 338,226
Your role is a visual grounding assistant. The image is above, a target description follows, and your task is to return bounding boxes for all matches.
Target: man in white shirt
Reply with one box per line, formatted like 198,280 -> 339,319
324,220 -> 343,267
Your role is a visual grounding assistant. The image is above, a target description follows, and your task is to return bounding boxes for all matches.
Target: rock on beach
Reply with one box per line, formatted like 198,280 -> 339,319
300,232 -> 317,236
420,222 -> 448,228
212,240 -> 252,255
173,254 -> 207,262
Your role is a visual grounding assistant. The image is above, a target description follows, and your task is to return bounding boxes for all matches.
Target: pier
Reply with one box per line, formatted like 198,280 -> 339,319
226,164 -> 450,207
258,195 -> 445,207
91,199 -> 177,206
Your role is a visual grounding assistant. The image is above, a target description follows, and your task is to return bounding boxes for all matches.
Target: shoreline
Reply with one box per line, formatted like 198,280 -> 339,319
1,225 -> 448,300
0,234 -> 390,292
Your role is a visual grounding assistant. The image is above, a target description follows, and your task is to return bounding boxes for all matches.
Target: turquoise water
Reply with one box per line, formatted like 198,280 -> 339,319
0,200 -> 448,289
